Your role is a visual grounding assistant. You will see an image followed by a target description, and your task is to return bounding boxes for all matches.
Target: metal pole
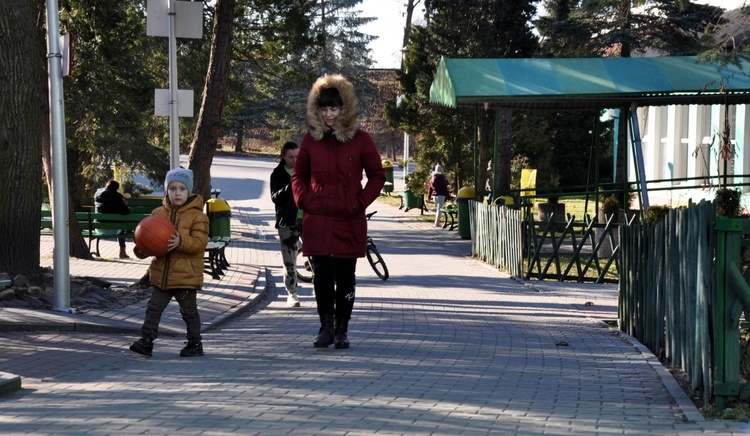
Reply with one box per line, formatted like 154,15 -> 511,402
403,133 -> 409,181
168,0 -> 180,169
630,103 -> 649,209
46,0 -> 73,312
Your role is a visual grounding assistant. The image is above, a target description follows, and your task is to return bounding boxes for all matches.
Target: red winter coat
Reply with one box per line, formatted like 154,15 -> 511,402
292,74 -> 386,258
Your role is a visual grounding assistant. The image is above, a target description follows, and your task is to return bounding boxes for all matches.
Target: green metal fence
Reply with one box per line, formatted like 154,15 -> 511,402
524,212 -> 626,283
469,200 -> 625,282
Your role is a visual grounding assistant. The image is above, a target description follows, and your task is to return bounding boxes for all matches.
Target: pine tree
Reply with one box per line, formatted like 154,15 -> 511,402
392,0 -> 538,197
305,0 -> 376,76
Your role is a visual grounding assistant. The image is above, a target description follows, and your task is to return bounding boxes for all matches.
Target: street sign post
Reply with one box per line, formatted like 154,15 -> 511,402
147,0 -> 203,169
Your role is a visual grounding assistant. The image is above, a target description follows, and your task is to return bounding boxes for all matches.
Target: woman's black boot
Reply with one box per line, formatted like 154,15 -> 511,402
313,314 -> 335,348
334,318 -> 349,349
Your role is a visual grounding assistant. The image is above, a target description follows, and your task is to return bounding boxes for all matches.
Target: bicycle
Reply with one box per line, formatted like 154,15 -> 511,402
364,211 -> 389,280
295,238 -> 314,283
295,211 -> 389,282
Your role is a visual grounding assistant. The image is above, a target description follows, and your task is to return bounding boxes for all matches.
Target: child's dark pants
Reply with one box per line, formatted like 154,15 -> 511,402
141,287 -> 202,343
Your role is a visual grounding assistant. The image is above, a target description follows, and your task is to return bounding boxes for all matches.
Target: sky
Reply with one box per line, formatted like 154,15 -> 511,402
360,0 -> 747,69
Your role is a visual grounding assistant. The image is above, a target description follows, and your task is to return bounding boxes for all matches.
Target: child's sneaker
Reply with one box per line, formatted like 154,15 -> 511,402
129,337 -> 153,356
180,341 -> 204,357
287,293 -> 300,307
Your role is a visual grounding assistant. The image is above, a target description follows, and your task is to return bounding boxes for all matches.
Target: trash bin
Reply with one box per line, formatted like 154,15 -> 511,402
204,196 -> 231,238
456,186 -> 474,240
382,159 -> 394,194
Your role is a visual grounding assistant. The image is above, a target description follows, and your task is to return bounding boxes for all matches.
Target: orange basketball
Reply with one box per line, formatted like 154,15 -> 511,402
134,215 -> 175,256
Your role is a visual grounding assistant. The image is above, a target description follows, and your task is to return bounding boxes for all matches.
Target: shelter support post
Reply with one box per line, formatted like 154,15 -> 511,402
493,105 -> 499,200
474,105 -> 479,200
630,103 -> 649,209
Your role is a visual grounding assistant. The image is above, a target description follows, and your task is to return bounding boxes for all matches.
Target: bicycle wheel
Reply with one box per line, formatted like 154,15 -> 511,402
296,252 -> 314,283
366,241 -> 389,281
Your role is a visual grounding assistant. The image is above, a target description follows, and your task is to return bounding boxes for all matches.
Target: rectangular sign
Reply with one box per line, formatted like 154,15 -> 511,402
147,0 -> 203,39
154,89 -> 194,117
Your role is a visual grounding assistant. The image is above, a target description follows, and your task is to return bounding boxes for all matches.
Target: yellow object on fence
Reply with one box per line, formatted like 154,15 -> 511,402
521,169 -> 537,201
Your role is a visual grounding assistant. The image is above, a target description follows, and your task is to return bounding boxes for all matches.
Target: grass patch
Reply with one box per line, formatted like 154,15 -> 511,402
701,403 -> 750,421
522,254 -> 619,282
375,194 -> 442,224
375,194 -> 402,209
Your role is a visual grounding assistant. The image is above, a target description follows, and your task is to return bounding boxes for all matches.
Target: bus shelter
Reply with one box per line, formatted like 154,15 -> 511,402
429,55 -> 750,207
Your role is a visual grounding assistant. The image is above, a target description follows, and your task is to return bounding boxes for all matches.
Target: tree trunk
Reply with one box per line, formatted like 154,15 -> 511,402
234,121 -> 244,153
401,0 -> 417,70
618,0 -> 631,58
0,2 -> 44,273
36,2 -> 92,260
187,0 -> 236,201
477,107 -> 493,199
497,107 -> 513,197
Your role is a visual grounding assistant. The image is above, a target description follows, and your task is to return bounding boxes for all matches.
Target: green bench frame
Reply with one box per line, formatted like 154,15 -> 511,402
41,208 -> 230,280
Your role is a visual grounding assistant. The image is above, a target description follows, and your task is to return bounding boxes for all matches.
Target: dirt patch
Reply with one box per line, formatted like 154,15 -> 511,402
0,268 -> 151,311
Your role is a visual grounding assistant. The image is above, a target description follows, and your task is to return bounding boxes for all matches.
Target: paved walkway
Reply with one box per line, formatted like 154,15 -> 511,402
0,198 -> 746,435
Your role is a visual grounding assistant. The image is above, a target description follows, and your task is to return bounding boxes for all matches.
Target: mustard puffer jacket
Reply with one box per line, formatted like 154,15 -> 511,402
146,194 -> 209,290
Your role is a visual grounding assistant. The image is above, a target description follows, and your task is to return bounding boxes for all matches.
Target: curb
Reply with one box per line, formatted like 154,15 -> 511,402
515,275 -> 705,423
202,268 -> 269,333
0,372 -> 21,396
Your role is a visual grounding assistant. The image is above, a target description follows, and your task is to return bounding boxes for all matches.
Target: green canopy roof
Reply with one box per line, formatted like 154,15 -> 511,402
429,56 -> 750,109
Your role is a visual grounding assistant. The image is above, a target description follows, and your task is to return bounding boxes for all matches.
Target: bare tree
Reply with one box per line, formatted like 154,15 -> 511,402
401,0 -> 421,69
187,0 -> 236,201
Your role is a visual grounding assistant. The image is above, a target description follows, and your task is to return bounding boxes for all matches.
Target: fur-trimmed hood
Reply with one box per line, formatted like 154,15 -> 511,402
306,74 -> 360,142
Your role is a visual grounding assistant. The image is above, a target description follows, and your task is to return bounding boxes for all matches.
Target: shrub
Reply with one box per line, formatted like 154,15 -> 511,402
715,188 -> 741,218
405,166 -> 430,196
645,205 -> 670,223
601,195 -> 620,218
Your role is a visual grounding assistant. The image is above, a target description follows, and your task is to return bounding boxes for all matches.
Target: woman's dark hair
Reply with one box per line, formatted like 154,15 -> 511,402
318,87 -> 343,108
277,141 -> 299,162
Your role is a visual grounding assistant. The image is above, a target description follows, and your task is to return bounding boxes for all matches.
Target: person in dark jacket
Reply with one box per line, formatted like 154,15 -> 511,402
94,180 -> 131,258
270,141 -> 302,308
427,165 -> 451,227
292,74 -> 386,349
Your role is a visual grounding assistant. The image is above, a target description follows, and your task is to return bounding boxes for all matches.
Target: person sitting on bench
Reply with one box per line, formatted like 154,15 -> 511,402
94,180 -> 131,258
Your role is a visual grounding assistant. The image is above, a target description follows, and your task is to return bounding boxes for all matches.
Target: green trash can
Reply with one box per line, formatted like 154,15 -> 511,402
204,196 -> 231,238
382,159 -> 394,194
456,186 -> 474,240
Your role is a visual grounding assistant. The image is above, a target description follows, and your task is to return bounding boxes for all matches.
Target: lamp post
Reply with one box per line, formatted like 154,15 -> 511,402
396,95 -> 409,183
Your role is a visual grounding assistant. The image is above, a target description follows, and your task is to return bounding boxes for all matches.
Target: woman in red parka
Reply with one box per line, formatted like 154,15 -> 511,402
292,74 -> 385,349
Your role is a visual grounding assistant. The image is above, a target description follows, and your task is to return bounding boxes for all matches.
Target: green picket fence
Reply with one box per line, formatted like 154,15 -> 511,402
620,200 -> 716,405
715,216 -> 750,407
469,200 -> 524,278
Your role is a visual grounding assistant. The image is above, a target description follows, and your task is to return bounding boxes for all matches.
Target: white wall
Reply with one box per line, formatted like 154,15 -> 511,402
630,103 -> 750,209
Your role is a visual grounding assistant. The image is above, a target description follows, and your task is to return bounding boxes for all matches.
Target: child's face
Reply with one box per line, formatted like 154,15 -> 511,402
168,182 -> 190,206
283,148 -> 298,169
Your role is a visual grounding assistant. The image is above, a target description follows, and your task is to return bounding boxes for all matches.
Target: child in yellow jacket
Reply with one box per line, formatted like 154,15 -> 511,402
129,168 -> 209,357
